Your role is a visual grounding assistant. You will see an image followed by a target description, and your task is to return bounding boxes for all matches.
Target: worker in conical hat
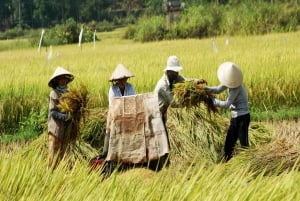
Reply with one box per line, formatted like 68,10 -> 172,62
108,64 -> 135,105
91,64 -> 136,171
204,61 -> 250,162
47,66 -> 74,168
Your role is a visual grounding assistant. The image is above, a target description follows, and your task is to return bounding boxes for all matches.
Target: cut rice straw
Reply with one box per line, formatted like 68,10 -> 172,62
173,81 -> 218,114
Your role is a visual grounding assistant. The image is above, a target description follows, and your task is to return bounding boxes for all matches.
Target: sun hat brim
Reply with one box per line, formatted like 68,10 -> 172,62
164,66 -> 183,72
48,66 -> 74,87
109,64 -> 134,81
217,62 -> 243,88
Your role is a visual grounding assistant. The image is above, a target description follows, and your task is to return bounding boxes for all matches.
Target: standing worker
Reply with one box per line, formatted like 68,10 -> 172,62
93,64 -> 135,162
154,55 -> 206,165
47,66 -> 74,168
205,61 -> 250,162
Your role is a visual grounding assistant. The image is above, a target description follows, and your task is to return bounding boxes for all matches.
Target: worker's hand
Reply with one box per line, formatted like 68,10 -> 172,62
204,95 -> 215,105
196,78 -> 207,84
65,112 -> 73,122
51,111 -> 72,122
204,86 -> 212,93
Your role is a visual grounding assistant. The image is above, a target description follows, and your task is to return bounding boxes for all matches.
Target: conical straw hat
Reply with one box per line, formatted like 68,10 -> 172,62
48,66 -> 74,87
217,62 -> 243,88
109,64 -> 134,81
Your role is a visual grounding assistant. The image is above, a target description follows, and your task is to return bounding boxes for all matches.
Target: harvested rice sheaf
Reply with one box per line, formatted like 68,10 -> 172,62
231,137 -> 300,176
57,84 -> 89,142
21,133 -> 98,166
173,81 -> 218,114
57,84 -> 88,115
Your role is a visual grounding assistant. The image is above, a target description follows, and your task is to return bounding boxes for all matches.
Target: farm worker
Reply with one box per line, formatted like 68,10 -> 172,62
204,61 -> 250,162
91,64 -> 135,164
154,55 -> 206,164
108,64 -> 136,106
47,66 -> 74,168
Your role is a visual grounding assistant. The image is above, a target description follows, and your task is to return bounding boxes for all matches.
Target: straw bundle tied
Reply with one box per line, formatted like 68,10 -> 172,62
57,84 -> 88,142
173,81 -> 218,114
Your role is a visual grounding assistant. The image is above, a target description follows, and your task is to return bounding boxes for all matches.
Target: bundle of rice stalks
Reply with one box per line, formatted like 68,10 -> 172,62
249,122 -> 273,146
57,84 -> 89,142
232,138 -> 300,176
167,107 -> 226,165
57,84 -> 88,117
167,107 -> 274,166
173,81 -> 218,114
82,107 -> 108,148
21,133 -> 98,167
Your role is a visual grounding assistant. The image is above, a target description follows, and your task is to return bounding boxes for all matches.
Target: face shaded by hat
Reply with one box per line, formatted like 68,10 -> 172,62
217,62 -> 243,88
48,66 -> 74,88
164,55 -> 183,72
109,64 -> 134,82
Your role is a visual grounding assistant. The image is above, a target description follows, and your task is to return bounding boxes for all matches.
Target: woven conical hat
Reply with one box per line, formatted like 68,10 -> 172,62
109,64 -> 134,81
217,62 -> 243,88
48,66 -> 74,87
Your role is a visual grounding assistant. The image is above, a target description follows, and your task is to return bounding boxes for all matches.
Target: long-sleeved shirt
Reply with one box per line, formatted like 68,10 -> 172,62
108,82 -> 135,105
48,89 -> 72,140
154,73 -> 185,116
205,84 -> 249,118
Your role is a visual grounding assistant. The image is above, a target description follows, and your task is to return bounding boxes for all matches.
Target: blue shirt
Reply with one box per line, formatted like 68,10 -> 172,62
205,84 -> 249,118
108,83 -> 135,105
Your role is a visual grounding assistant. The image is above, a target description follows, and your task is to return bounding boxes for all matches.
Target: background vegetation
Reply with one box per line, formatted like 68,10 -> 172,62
0,1 -> 299,44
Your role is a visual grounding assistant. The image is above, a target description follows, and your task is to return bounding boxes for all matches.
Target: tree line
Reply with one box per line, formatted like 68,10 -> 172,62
1,0 -> 153,31
0,0 -> 291,32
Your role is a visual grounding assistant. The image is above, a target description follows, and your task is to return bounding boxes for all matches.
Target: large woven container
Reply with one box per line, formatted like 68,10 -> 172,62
106,93 -> 169,164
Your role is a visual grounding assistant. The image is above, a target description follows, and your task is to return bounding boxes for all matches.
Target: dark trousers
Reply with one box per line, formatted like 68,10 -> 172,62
224,113 -> 250,161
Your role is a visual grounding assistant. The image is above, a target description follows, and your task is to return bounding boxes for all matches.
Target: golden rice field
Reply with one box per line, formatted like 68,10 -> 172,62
0,29 -> 299,109
0,29 -> 299,200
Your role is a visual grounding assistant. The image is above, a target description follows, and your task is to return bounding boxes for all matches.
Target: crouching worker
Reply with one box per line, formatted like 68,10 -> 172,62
47,66 -> 74,168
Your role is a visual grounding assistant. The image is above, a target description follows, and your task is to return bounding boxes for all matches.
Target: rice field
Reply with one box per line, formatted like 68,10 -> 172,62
0,29 -> 299,200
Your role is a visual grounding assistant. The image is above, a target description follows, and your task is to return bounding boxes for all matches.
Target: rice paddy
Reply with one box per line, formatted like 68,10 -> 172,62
0,29 -> 299,200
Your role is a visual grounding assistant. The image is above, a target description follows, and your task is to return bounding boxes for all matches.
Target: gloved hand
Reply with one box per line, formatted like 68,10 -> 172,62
51,111 -> 72,122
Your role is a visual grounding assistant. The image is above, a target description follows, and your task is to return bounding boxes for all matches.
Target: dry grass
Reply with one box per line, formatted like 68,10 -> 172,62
173,81 -> 218,114
229,120 -> 300,176
57,84 -> 89,142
